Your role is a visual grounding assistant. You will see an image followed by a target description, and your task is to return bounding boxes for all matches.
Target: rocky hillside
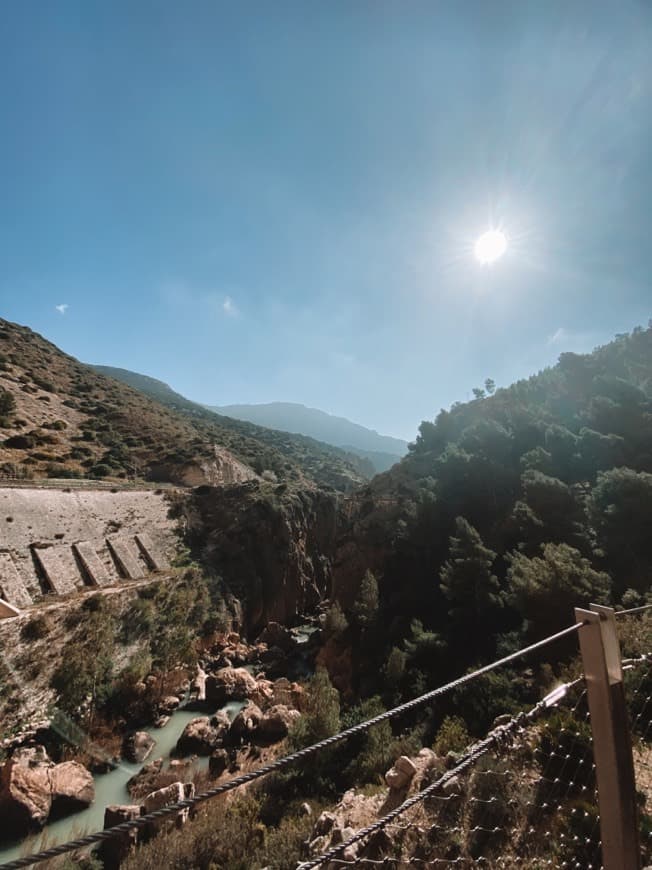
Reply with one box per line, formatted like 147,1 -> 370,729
0,319 -> 366,492
90,363 -> 374,484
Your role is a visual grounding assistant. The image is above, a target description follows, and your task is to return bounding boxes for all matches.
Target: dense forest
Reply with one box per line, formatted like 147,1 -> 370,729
327,323 -> 652,730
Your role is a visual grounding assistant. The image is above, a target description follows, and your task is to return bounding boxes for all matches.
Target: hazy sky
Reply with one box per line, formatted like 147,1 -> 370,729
1,1 -> 651,440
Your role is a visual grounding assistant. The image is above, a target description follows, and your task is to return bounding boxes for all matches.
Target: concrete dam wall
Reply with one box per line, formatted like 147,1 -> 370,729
0,487 -> 179,608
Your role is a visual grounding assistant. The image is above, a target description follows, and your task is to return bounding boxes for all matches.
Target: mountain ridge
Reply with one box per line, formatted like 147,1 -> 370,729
208,401 -> 408,473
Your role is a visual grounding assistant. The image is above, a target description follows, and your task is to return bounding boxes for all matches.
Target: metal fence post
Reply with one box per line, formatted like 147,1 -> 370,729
575,605 -> 640,869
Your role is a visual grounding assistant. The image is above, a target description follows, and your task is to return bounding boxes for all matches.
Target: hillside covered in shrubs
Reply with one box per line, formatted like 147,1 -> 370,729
0,319 -> 366,492
326,323 -> 652,725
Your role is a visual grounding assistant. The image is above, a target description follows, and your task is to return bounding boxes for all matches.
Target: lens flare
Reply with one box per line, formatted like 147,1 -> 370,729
474,229 -> 508,264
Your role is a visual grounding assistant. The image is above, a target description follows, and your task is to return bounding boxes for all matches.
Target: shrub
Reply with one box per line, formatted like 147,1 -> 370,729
433,715 -> 470,756
21,615 -> 51,641
0,389 -> 15,416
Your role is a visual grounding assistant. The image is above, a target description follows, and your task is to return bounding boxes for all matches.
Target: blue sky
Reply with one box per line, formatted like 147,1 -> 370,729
1,1 -> 651,441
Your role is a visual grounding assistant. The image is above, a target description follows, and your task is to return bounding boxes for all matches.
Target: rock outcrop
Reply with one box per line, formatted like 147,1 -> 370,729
257,704 -> 301,742
0,746 -> 94,835
182,485 -> 339,633
384,755 -> 417,791
205,667 -> 258,705
143,781 -> 195,834
123,731 -> 156,764
49,761 -> 95,815
228,702 -> 264,743
101,804 -> 142,869
175,713 -> 229,755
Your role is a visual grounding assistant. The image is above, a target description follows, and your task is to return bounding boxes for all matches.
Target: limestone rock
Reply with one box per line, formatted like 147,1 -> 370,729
127,759 -> 164,800
143,781 -> 195,833
123,731 -> 156,764
49,761 -> 95,814
0,755 -> 52,832
176,716 -> 226,755
205,667 -> 258,705
101,804 -> 142,870
210,710 -> 231,731
193,665 -> 207,701
250,677 -> 275,708
159,695 -> 181,715
385,755 -> 417,790
208,748 -> 229,777
228,702 -> 264,743
256,621 -> 295,652
258,704 -> 301,742
314,811 -> 337,837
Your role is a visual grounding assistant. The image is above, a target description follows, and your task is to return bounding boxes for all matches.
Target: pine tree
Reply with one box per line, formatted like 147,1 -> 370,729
352,569 -> 379,630
439,517 -> 503,638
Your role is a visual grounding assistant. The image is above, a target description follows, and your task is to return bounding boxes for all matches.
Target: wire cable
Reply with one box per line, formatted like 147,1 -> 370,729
0,622 -> 584,870
298,680 -> 583,870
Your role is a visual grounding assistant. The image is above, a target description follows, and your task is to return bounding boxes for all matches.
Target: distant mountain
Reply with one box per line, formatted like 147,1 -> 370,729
90,365 -> 373,485
0,323 -> 369,492
208,402 -> 408,473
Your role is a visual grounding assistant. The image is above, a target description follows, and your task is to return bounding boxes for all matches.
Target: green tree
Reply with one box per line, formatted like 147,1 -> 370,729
324,600 -> 348,635
439,517 -> 503,643
352,569 -> 379,630
294,667 -> 340,744
589,467 -> 652,591
507,543 -> 611,638
384,646 -> 406,691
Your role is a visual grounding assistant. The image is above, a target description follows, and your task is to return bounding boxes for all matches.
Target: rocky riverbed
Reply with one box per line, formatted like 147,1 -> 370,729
0,623 -> 315,865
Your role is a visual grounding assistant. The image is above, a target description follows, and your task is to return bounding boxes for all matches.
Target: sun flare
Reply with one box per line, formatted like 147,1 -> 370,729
474,229 -> 507,264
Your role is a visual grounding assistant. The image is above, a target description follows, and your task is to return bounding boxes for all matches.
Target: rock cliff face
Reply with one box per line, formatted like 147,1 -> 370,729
179,483 -> 340,634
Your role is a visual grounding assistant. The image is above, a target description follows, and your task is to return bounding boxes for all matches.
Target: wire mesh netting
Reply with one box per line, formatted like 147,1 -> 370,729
618,608 -> 652,863
302,680 -> 601,868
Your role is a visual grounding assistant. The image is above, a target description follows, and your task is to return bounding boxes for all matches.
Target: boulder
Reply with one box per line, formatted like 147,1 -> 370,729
257,705 -> 301,742
101,804 -> 142,870
0,755 -> 52,832
123,731 -> 156,764
205,667 -> 258,705
210,710 -> 231,731
250,677 -> 275,707
127,759 -> 164,800
271,677 -> 304,709
143,781 -> 195,833
159,695 -> 181,715
175,716 -> 227,755
208,748 -> 229,777
385,755 -> 417,791
49,761 -> 95,815
193,665 -> 207,702
228,702 -> 264,743
313,811 -> 337,837
256,621 -> 295,652
0,748 -> 94,833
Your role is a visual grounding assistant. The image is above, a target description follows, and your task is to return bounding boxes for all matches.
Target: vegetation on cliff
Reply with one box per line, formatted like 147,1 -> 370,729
330,324 -> 652,728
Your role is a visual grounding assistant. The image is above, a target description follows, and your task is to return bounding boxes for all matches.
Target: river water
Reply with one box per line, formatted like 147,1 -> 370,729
0,700 -> 245,865
0,627 -> 318,864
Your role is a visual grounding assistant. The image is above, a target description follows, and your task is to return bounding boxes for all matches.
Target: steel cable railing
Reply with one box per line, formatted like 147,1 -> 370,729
298,680 -> 584,869
0,623 -> 585,870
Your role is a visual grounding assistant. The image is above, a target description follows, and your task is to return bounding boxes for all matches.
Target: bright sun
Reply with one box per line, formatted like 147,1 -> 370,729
474,229 -> 507,264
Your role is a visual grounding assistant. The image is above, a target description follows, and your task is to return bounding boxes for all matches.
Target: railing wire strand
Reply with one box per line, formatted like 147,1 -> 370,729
0,621 -> 584,870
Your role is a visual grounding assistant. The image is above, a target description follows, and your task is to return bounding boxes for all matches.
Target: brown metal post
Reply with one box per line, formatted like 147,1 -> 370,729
575,606 -> 640,869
